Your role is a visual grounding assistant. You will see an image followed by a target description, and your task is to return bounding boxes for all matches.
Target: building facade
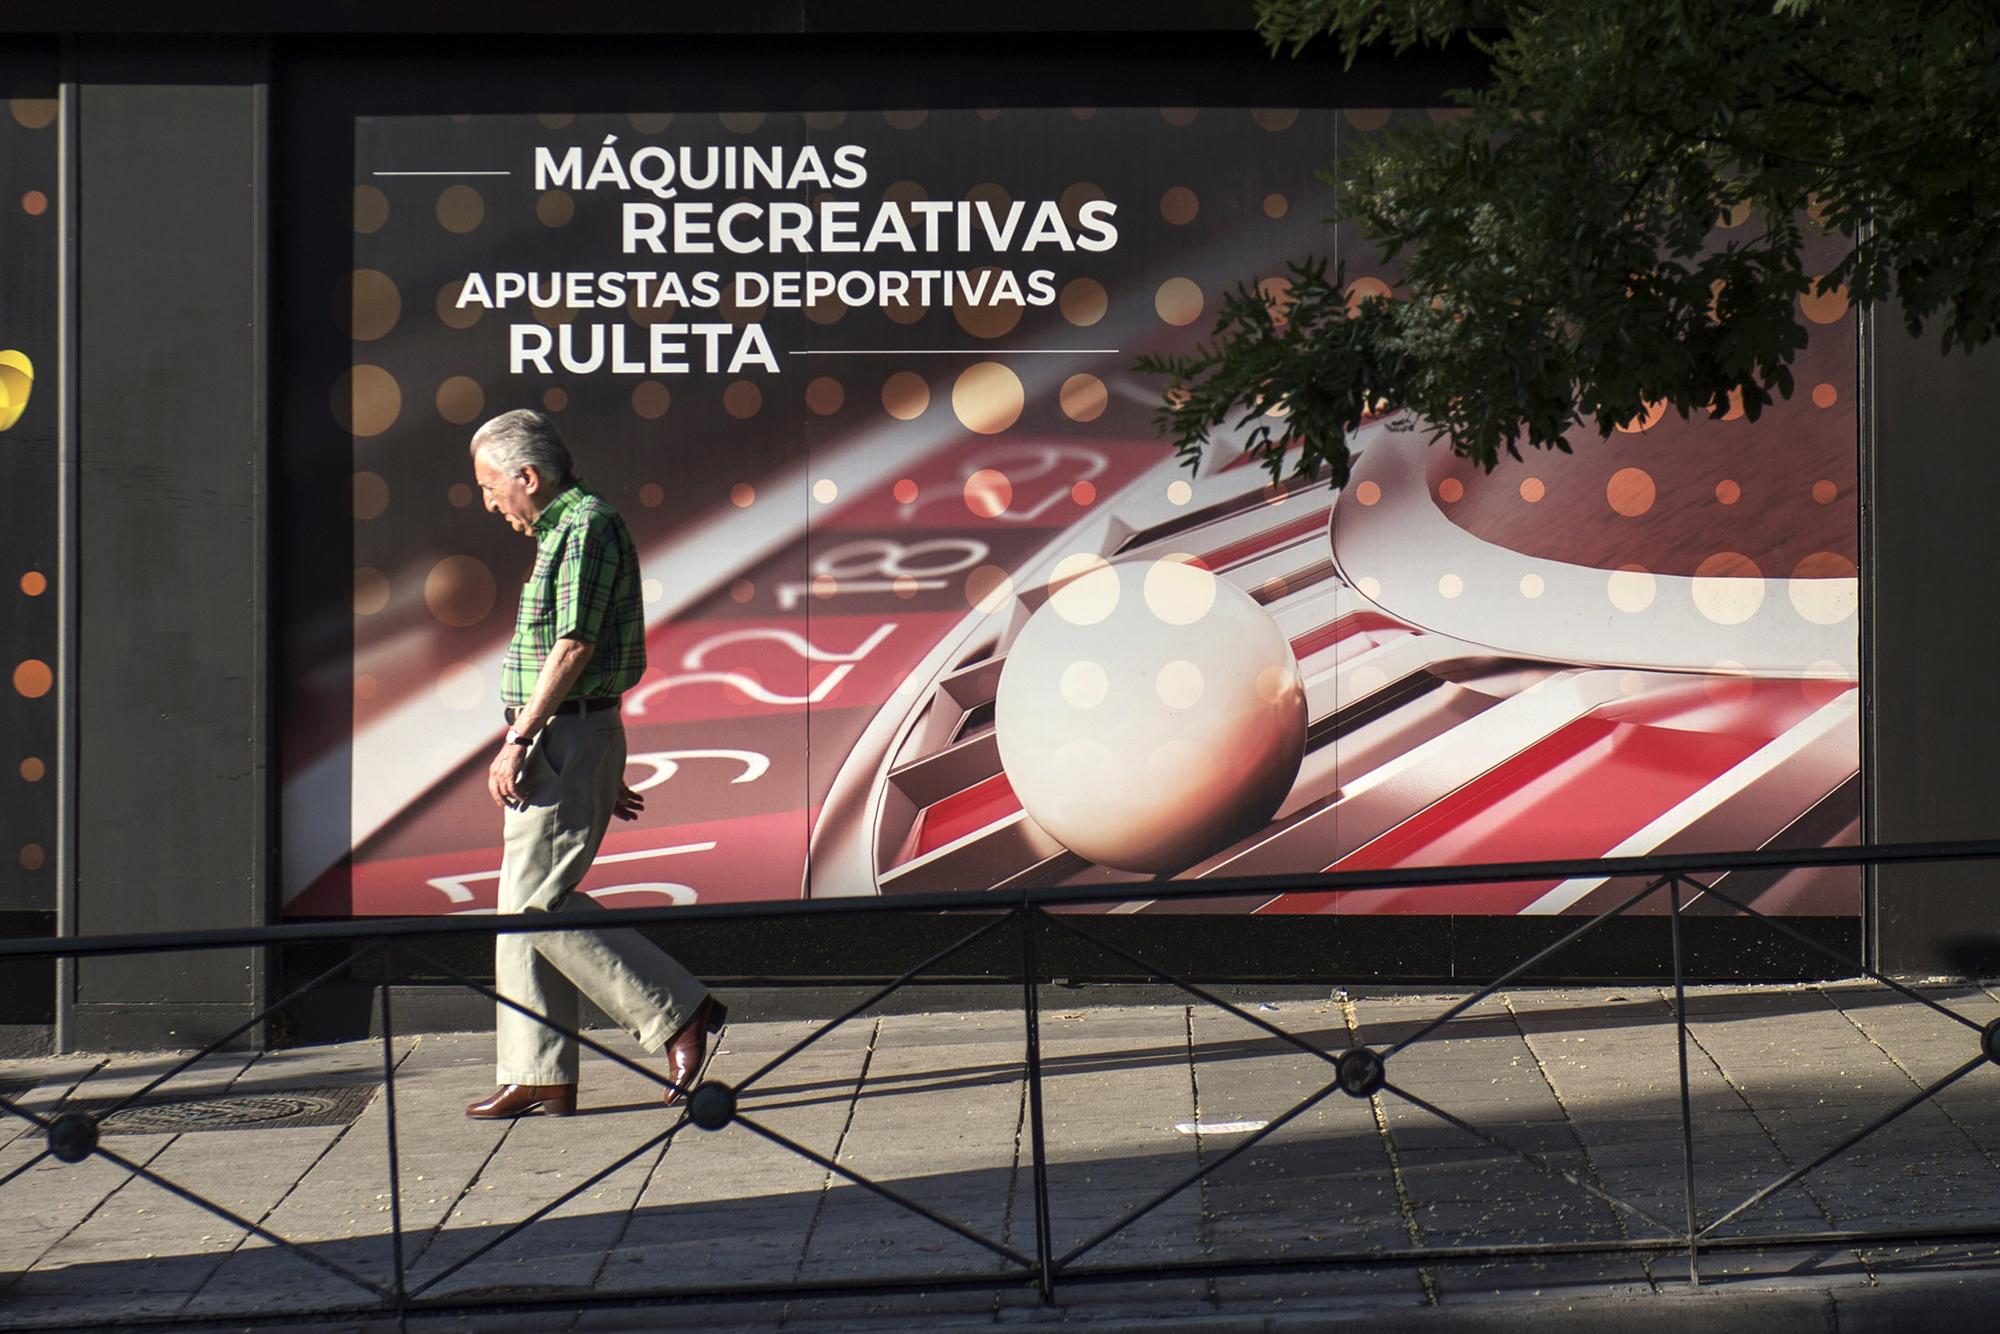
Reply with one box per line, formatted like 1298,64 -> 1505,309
0,7 -> 1988,1051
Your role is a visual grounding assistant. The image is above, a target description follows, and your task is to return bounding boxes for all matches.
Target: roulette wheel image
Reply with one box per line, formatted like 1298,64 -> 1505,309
807,410 -> 1861,918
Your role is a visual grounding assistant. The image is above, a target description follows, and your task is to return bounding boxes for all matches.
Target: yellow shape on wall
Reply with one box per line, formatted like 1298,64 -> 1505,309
0,350 -> 32,431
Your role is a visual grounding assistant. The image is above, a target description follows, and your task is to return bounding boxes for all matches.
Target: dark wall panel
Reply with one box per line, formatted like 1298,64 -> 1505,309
72,47 -> 269,1045
0,49 -> 62,1030
1872,310 -> 2000,974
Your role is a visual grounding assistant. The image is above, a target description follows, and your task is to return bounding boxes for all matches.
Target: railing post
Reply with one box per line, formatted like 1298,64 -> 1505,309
1019,906 -> 1057,1301
1668,876 -> 1700,1287
378,951 -> 409,1307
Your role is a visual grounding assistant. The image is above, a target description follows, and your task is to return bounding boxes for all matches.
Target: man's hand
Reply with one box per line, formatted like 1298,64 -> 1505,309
612,784 -> 646,822
488,740 -> 531,809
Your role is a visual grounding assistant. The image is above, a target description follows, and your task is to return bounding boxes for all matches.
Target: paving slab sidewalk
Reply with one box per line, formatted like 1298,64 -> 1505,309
2,982 -> 1999,1331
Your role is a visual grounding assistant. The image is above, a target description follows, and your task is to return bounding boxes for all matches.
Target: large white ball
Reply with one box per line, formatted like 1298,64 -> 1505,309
994,554 -> 1308,873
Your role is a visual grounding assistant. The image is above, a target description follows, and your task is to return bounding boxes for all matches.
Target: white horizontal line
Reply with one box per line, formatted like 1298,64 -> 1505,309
1174,1120 -> 1270,1136
370,170 -> 514,177
788,348 -> 1121,356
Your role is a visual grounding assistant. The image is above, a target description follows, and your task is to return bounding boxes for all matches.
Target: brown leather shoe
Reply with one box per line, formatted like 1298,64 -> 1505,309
662,996 -> 729,1109
465,1083 -> 576,1119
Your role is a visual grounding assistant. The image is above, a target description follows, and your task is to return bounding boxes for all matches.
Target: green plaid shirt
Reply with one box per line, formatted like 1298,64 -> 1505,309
500,483 -> 647,710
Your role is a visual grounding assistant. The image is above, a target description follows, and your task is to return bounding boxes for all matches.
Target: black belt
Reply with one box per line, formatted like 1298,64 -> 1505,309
504,696 -> 620,724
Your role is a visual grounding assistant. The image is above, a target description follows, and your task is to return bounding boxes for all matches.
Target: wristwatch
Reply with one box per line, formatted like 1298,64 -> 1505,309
505,727 -> 533,746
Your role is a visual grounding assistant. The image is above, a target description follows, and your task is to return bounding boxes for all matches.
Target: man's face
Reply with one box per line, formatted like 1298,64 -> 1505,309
472,447 -> 544,536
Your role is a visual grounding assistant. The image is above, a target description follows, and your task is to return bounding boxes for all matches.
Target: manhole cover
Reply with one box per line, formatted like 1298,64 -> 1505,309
73,1084 -> 379,1135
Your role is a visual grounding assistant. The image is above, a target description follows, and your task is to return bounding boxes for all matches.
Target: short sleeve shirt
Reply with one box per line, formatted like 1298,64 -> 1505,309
500,483 -> 647,708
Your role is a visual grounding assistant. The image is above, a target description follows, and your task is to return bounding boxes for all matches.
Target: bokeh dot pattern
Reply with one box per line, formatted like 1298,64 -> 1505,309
1060,373 -> 1107,422
806,377 -> 844,415
1155,278 -> 1204,327
952,362 -> 1024,435
13,659 -> 52,699
883,371 -> 930,421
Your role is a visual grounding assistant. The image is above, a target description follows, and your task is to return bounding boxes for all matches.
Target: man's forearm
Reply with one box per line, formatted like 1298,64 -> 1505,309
511,637 -> 596,737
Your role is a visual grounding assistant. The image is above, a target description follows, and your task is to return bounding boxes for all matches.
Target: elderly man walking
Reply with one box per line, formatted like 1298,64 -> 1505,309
463,408 -> 724,1119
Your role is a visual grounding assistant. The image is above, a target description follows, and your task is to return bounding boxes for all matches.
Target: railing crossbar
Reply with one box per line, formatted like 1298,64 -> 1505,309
1058,1217 -> 2000,1274
1055,1069 -> 1349,1269
1039,908 -> 1343,1073
1386,875 -> 1670,1058
1697,880 -> 1984,1034
7,835 -> 1995,964
0,1146 -> 51,1192
0,1093 -> 51,1133
408,1119 -> 687,1298
736,910 -> 1017,1094
97,945 -> 382,1123
733,1111 -> 1033,1268
1699,1052 -> 1989,1239
64,1264 -> 1052,1332
1382,1081 -> 1681,1239
89,1141 -> 390,1299
29,1220 -> 2000,1334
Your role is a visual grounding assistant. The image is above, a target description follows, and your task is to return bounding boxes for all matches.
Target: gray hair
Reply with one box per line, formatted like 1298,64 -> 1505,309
471,409 -> 574,485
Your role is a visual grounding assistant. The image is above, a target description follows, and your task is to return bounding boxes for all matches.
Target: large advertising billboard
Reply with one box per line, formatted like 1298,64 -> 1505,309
280,101 -> 1859,924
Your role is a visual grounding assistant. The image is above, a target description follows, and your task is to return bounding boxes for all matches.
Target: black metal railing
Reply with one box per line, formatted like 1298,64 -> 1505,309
2,837 -> 1999,1327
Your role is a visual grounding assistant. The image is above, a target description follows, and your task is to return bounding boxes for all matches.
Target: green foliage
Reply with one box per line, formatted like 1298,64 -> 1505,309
1140,1 -> 2000,480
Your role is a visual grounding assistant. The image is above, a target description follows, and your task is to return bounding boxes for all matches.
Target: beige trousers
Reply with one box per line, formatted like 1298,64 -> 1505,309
495,708 -> 707,1085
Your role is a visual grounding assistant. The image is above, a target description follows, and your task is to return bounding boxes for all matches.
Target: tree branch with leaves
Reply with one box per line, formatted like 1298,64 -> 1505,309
1140,0 -> 2000,482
